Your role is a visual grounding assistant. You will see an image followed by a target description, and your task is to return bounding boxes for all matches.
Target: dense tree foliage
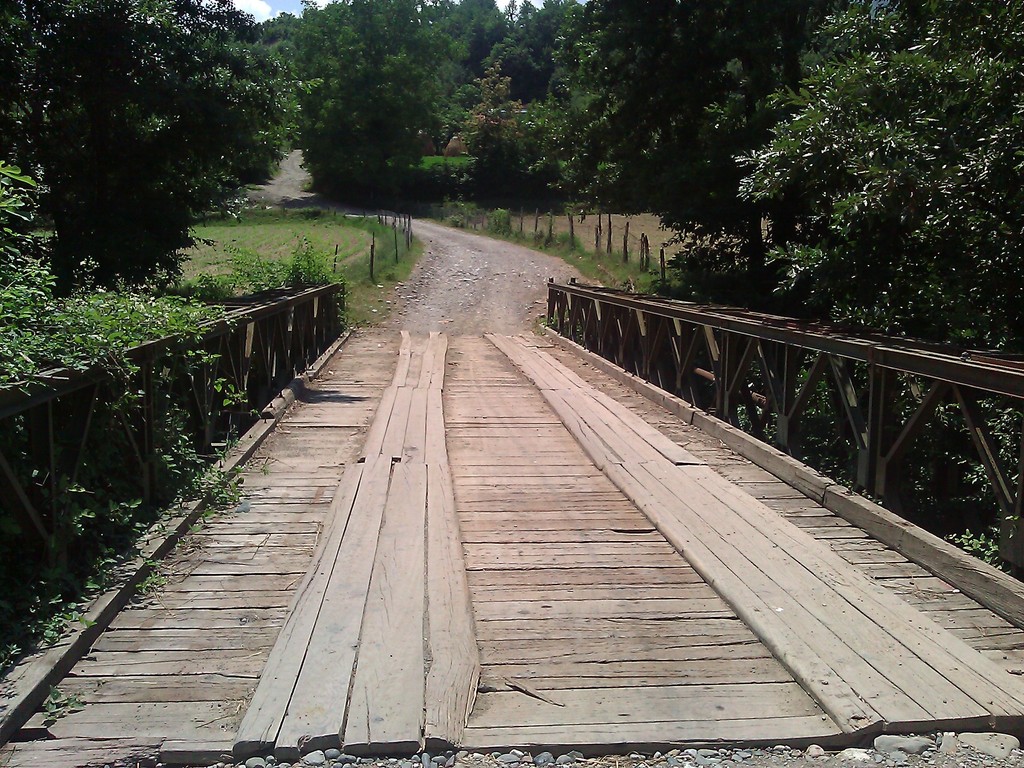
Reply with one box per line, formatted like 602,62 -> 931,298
485,0 -> 576,103
294,0 -> 447,198
2,0 -> 287,288
742,0 -> 1024,348
558,0 -> 843,309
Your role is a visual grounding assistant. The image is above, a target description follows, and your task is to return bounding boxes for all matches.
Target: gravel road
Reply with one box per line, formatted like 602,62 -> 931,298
250,151 -> 581,333
389,218 -> 580,334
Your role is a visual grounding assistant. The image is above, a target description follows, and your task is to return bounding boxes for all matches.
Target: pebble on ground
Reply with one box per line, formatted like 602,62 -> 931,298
170,732 -> 1024,768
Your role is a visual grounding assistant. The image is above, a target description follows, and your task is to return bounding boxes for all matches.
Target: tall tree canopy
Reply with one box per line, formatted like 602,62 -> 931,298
742,0 -> 1024,348
295,0 -> 446,198
560,0 -> 842,309
485,0 -> 576,103
2,0 -> 287,288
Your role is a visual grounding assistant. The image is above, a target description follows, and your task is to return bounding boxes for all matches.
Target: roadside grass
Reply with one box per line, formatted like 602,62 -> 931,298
182,208 -> 420,326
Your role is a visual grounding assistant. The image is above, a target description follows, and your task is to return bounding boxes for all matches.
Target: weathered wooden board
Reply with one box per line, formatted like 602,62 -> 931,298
424,462 -> 479,748
343,462 -> 428,755
268,459 -> 392,759
233,462 -> 369,758
0,738 -> 163,768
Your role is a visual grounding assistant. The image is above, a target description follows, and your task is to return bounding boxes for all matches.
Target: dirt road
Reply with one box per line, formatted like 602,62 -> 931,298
250,151 -> 581,333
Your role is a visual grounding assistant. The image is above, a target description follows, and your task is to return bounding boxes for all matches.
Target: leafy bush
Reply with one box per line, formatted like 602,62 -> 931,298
0,164 -> 235,670
487,208 -> 513,235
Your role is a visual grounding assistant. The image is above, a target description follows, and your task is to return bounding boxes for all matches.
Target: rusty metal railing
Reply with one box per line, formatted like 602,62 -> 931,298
0,284 -> 344,560
548,280 -> 1024,569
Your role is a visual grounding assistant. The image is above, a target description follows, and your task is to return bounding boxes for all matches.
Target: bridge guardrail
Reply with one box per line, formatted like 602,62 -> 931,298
547,279 -> 1024,570
0,284 -> 344,561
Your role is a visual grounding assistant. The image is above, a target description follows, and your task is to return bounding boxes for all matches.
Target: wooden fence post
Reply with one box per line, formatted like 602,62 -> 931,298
534,209 -> 540,234
623,221 -> 630,263
660,248 -> 666,282
606,213 -> 613,254
394,222 -> 399,262
370,234 -> 375,282
568,213 -> 574,248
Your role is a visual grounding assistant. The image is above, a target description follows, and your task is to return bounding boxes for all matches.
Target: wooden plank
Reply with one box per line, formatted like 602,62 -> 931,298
464,543 -> 684,570
479,656 -> 792,688
424,462 -> 479,748
270,459 -> 392,760
392,330 -> 412,387
91,626 -> 276,652
490,334 -> 703,467
41,701 -> 240,741
646,463 -> 990,724
478,637 -> 769,664
72,649 -> 265,678
460,714 -> 841,752
0,738 -> 162,768
343,463 -> 428,755
110,607 -> 288,631
358,386 -> 398,461
469,581 -> 721,604
473,617 -> 752,642
460,527 -> 660,544
466,566 -> 703,587
60,674 -> 253,704
498,334 -> 1024,734
473,597 -> 731,621
232,462 -> 366,758
132,590 -> 295,610
425,388 -> 449,465
379,386 -> 414,462
469,683 -> 821,728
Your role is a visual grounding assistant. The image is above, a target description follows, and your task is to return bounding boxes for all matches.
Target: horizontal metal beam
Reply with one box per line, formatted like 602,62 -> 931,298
0,285 -> 342,419
551,282 -> 1024,400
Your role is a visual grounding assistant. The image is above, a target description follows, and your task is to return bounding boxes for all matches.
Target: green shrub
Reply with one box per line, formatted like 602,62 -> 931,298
487,208 -> 512,236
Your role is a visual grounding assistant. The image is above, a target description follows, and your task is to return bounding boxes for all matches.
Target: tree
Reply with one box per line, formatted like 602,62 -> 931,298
559,0 -> 842,308
2,0 -> 287,288
295,0 -> 446,198
742,1 -> 1024,348
486,0 -> 576,104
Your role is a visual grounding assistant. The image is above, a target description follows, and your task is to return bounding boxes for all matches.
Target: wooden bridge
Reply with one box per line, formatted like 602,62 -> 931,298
5,285 -> 1024,767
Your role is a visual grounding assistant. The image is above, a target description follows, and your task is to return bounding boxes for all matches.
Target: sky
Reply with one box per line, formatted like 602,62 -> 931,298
235,0 -> 540,24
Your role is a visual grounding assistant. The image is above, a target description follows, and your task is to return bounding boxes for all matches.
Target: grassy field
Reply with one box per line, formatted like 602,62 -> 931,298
183,209 -> 420,326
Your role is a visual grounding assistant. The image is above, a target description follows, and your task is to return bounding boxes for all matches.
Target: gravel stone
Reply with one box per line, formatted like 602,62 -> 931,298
836,749 -> 874,762
874,737 -> 934,755
245,759 -> 267,768
959,733 -> 1020,759
303,753 -> 327,767
805,746 -> 825,759
325,752 -> 341,762
535,753 -> 556,765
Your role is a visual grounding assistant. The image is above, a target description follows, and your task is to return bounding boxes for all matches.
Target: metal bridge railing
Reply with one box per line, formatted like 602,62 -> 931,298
0,284 -> 344,561
548,279 -> 1024,569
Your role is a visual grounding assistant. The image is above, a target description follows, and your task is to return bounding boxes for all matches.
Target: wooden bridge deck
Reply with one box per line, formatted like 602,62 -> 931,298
6,331 -> 1024,766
